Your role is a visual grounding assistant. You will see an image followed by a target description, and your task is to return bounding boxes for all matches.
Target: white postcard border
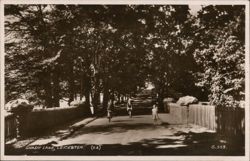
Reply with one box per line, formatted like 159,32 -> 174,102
0,0 -> 249,160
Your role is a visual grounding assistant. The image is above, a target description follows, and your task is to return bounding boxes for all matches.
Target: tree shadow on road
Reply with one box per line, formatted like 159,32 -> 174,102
17,130 -> 244,156
67,123 -> 167,136
111,120 -> 134,123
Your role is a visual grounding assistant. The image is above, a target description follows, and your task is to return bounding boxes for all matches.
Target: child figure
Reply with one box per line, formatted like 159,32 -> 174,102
152,102 -> 159,125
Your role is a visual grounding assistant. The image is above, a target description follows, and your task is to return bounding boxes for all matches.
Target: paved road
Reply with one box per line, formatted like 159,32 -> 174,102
23,113 -> 230,155
56,114 -> 209,146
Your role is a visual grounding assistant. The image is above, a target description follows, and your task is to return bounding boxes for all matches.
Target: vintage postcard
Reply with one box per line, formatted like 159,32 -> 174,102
0,0 -> 249,160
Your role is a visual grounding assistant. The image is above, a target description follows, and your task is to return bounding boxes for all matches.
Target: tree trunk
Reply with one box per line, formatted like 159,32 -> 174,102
102,84 -> 109,112
85,89 -> 90,108
92,91 -> 99,114
68,78 -> 74,106
92,76 -> 101,114
117,93 -> 121,103
80,77 -> 83,100
84,76 -> 91,109
44,71 -> 53,108
68,66 -> 74,106
158,84 -> 165,112
52,71 -> 60,107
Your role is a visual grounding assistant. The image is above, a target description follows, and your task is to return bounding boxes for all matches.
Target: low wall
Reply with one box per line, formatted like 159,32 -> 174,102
26,104 -> 91,135
167,103 -> 216,130
5,103 -> 91,139
168,103 -> 188,124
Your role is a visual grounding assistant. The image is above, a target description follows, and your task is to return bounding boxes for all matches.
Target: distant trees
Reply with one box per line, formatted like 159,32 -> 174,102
5,5 -> 245,110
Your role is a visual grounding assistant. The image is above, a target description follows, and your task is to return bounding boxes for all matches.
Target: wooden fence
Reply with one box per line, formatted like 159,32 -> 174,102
216,107 -> 245,137
188,104 -> 217,131
167,103 -> 245,136
168,103 -> 188,124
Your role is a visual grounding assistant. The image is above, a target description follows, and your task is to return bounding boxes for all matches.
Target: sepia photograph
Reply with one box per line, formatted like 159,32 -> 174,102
1,0 -> 249,160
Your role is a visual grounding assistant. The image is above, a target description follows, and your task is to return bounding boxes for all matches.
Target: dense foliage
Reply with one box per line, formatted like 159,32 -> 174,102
5,5 -> 245,110
193,5 -> 245,107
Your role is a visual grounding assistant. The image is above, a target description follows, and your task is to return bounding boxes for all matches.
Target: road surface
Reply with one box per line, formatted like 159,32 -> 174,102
23,113 -> 231,155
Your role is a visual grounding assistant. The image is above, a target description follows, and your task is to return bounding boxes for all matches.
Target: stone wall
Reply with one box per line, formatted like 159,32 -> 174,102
5,103 -> 91,139
25,104 -> 91,136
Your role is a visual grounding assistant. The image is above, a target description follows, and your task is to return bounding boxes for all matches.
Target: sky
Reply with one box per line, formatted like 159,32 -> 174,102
189,5 -> 202,15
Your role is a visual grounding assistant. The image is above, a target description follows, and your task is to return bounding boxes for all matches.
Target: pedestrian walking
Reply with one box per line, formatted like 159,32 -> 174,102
107,99 -> 113,122
127,96 -> 133,118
